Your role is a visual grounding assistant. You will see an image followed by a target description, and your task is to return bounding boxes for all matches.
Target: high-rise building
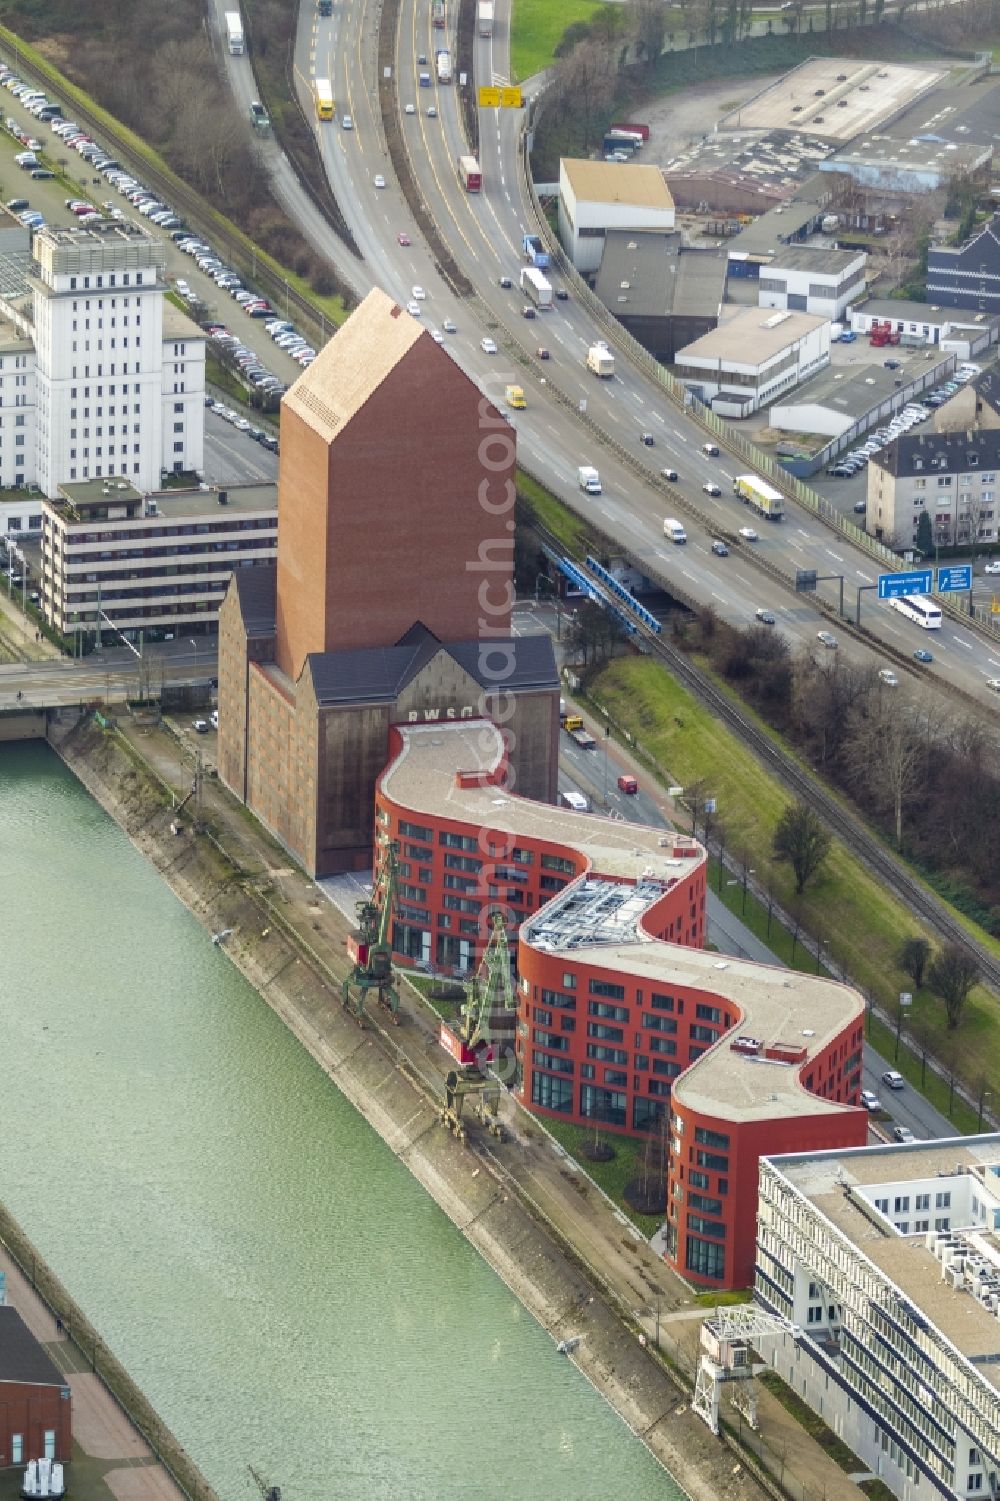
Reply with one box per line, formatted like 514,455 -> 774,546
0,219 -> 205,536
218,288 -> 559,876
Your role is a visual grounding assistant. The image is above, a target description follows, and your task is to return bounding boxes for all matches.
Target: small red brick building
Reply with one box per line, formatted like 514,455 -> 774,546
377,719 -> 869,1290
0,1305 -> 71,1468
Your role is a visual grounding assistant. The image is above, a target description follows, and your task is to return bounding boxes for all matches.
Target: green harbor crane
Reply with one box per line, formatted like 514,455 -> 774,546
342,838 -> 401,1027
440,913 -> 515,1142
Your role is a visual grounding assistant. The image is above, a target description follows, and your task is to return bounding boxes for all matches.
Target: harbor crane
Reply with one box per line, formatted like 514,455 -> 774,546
247,1466 -> 280,1501
342,837 -> 401,1027
439,913 -> 515,1143
692,1303 -> 798,1435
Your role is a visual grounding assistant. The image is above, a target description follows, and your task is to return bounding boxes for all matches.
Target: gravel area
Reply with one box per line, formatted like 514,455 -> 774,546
642,73 -> 786,160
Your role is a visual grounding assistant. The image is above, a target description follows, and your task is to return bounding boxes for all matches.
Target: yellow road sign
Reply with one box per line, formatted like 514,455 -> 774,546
478,86 -> 501,107
500,86 -> 522,108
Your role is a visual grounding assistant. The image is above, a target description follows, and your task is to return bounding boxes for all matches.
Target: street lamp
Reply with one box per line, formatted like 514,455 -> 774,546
978,1087 -> 992,1133
814,937 -> 829,974
741,866 -> 755,916
603,725 -> 610,805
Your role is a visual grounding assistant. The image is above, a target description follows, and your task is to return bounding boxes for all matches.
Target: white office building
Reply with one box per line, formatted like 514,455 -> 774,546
673,305 -> 830,418
0,219 -> 205,538
756,1138 -> 1000,1501
758,245 -> 867,321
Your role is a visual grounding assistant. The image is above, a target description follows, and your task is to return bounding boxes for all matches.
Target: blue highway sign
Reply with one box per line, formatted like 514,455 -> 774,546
878,568 -> 933,600
936,565 -> 972,594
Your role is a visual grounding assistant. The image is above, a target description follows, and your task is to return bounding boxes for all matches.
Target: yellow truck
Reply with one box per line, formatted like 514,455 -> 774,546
505,384 -> 526,409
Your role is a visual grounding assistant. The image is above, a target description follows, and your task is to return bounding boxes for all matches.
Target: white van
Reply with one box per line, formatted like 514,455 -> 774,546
559,790 -> 589,812
663,517 -> 687,544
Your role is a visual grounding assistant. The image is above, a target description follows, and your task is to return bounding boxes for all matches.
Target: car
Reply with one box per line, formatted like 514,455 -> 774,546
411,285 -> 426,300
417,52 -> 428,63
913,648 -> 933,664
853,500 -> 867,514
860,1089 -> 880,1112
4,198 -> 27,212
893,1126 -> 916,1144
404,103 -> 415,114
702,443 -> 719,457
342,115 -> 353,129
839,329 -> 857,343
884,358 -> 901,370
443,319 -> 457,334
431,329 -> 444,344
521,303 -> 537,321
192,719 -> 209,734
397,231 -> 411,246
878,669 -> 899,687
817,631 -> 838,649
703,482 -> 722,497
374,174 -> 386,188
427,104 -> 438,118
738,526 -> 758,542
555,289 -> 568,301
987,678 -> 1000,694
406,299 -> 422,316
29,168 -> 53,179
499,276 -> 513,289
210,710 -> 219,731
481,337 -> 497,354
640,433 -> 654,447
711,539 -> 728,555
755,608 -> 776,625
827,465 -> 854,478
983,561 -> 1000,575
617,774 -> 638,794
175,279 -> 191,296
882,1070 -> 905,1090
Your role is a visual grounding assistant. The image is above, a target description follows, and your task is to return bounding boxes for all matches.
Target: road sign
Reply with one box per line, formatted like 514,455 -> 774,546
478,85 -> 501,107
796,568 -> 818,592
877,568 -> 933,600
936,564 -> 972,593
500,86 -> 523,108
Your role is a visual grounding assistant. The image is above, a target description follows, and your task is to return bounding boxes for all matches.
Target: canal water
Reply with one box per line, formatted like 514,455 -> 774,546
0,742 -> 684,1501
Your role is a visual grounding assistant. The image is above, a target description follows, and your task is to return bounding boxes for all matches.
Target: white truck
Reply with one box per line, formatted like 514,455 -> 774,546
226,11 -> 245,53
578,466 -> 601,495
586,342 -> 615,378
520,266 -> 552,308
663,517 -> 687,544
477,0 -> 494,35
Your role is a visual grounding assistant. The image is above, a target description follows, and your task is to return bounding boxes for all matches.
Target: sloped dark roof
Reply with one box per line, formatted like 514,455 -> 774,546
872,427 -> 1000,479
305,630 -> 558,706
232,565 -> 276,636
0,1306 -> 67,1388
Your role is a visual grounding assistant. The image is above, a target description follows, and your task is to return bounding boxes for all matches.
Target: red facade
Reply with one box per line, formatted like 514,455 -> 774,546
0,1382 -> 71,1468
376,722 -> 868,1290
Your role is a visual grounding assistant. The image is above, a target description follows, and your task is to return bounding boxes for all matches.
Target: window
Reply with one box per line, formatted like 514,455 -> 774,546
894,1196 -> 910,1214
690,1170 -> 710,1190
689,1192 -> 723,1215
685,1236 -> 725,1280
588,1000 -> 628,1022
562,973 -> 576,990
695,1003 -> 722,1023
650,992 -> 674,1011
587,1022 -> 623,1042
642,1013 -> 677,1033
915,1193 -> 930,1212
532,1050 -> 573,1075
541,989 -> 575,1010
580,1083 -> 626,1126
696,1150 -> 728,1171
589,979 -> 625,1000
695,1127 -> 730,1150
532,1072 -> 572,1113
541,853 -> 575,874
586,1043 -> 627,1065
400,820 -> 432,841
43,1431 -> 55,1461
935,1191 -> 951,1209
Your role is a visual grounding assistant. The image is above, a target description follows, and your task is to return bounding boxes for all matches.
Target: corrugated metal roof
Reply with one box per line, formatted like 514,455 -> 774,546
561,158 -> 674,211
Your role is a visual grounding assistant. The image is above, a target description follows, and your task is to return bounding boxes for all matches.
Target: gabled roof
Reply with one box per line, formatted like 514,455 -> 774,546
0,1306 -> 67,1388
232,564 -> 276,636
304,624 -> 558,706
280,288 -> 424,444
871,427 -> 1000,479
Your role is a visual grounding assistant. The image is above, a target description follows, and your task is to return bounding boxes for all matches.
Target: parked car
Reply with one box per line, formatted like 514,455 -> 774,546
860,1090 -> 880,1112
893,1126 -> 916,1144
983,561 -> 1000,575
882,1070 -> 905,1090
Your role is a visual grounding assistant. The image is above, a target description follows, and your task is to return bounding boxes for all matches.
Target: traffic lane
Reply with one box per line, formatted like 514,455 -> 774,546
862,1050 -> 956,1142
203,411 -> 279,485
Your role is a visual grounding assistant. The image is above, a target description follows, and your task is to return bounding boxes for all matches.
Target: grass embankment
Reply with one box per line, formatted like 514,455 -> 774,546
510,0 -> 605,79
758,1372 -> 863,1473
583,653 -> 999,1118
517,469 -> 605,557
0,22 -> 348,334
532,1116 -> 664,1238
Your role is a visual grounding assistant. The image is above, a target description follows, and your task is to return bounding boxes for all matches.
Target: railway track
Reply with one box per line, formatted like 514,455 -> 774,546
536,520 -> 1000,995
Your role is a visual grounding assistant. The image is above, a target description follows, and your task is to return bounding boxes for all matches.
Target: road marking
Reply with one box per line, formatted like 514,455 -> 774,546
827,550 -> 845,563
953,637 -> 972,650
672,429 -> 687,442
682,570 -> 695,581
857,571 -> 873,583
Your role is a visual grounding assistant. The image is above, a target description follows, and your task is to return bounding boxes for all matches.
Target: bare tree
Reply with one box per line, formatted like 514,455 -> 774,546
928,944 -> 980,1030
844,689 -> 929,850
627,0 -> 668,61
898,935 -> 932,989
772,801 -> 832,895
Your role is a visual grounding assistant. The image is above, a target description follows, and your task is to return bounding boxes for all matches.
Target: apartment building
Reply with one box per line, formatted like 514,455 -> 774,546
756,1138 -> 1000,1501
867,430 -> 1000,550
928,215 -> 1000,315
673,305 -> 830,418
377,716 -> 868,1290
40,477 -> 276,641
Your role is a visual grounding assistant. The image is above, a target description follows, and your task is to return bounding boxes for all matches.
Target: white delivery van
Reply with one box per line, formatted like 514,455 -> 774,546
578,465 -> 601,495
663,517 -> 687,544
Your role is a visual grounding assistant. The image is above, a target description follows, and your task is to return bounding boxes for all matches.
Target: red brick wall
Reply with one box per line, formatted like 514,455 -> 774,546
276,340 -> 514,680
0,1380 -> 71,1464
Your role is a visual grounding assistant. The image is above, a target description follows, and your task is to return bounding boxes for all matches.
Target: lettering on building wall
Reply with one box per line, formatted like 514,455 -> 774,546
404,706 -> 477,722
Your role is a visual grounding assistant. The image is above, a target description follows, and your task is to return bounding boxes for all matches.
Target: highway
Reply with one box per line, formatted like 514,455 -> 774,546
222,0 -> 1000,708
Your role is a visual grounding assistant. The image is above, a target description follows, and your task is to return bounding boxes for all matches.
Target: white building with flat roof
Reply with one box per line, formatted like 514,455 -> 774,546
756,1138 -> 1000,1501
558,159 -> 675,274
673,305 -> 830,417
758,245 -> 867,321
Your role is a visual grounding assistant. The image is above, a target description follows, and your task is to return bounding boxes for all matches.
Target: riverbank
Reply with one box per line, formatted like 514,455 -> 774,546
47,709 -> 774,1501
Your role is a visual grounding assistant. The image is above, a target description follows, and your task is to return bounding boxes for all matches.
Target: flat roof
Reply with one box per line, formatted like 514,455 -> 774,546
719,58 -> 944,143
771,1137 -> 1000,1392
162,303 -> 205,342
772,353 -> 950,422
675,305 -> 828,365
51,480 -> 277,520
856,297 -> 968,325
561,158 -> 674,211
382,721 -> 865,1127
594,231 -> 726,321
827,136 -> 990,173
766,244 -> 866,276
663,128 -> 836,198
884,77 -> 1000,148
726,179 -> 830,258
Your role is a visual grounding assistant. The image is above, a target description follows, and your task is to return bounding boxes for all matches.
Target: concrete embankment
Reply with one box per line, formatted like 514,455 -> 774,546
50,714 -> 772,1501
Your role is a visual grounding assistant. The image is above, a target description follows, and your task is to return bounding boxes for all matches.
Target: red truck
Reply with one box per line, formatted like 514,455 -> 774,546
610,121 -> 650,141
